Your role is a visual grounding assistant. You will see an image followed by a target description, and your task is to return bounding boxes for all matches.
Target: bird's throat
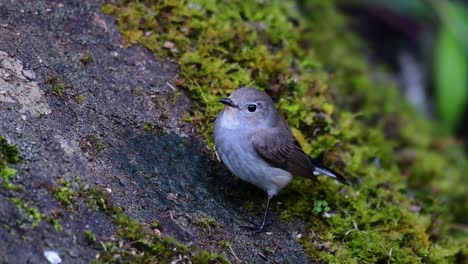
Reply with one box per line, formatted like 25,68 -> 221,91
220,107 -> 240,129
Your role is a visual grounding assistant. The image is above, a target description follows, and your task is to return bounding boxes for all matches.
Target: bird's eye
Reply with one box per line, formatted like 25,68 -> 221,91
247,104 -> 257,112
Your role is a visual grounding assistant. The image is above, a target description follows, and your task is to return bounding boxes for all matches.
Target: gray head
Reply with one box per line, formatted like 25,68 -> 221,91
218,87 -> 278,128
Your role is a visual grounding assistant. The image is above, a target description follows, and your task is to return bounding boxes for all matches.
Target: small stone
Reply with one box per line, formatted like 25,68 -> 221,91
106,188 -> 112,193
22,69 -> 36,80
163,41 -> 175,49
43,250 -> 62,264
21,115 -> 26,120
265,232 -> 273,236
154,229 -> 161,236
410,205 -> 422,213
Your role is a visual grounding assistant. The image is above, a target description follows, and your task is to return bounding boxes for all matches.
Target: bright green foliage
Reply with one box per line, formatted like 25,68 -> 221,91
435,28 -> 468,131
313,200 -> 330,215
1,166 -> 21,191
102,0 -> 468,262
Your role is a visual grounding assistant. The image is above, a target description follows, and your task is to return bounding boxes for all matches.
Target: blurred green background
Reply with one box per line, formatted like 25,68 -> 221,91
339,0 -> 468,144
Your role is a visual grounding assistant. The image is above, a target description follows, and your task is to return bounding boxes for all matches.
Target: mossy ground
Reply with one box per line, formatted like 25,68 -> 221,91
1,136 -> 227,263
102,0 -> 468,262
0,137 -> 64,232
83,186 -> 229,264
49,175 -> 229,263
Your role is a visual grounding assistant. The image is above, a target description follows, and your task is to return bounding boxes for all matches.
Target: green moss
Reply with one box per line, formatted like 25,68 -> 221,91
198,215 -> 217,229
10,197 -> 45,228
80,53 -> 92,65
74,94 -> 85,104
45,76 -> 67,97
84,229 -> 97,242
79,135 -> 104,155
218,240 -> 231,249
196,215 -> 220,235
149,219 -> 161,229
132,87 -> 143,96
52,178 -> 78,206
1,166 -> 21,191
1,137 -> 65,233
143,121 -> 155,132
50,218 -> 63,232
0,137 -> 21,164
1,137 -> 44,228
192,250 -> 229,264
103,0 -> 468,262
85,186 -> 228,263
45,77 -> 85,103
0,136 -> 23,191
312,199 -> 331,215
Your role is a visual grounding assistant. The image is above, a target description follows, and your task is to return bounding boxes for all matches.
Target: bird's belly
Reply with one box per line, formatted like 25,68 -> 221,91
216,135 -> 292,195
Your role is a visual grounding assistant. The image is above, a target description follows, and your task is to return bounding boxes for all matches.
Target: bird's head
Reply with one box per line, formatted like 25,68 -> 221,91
218,87 -> 277,128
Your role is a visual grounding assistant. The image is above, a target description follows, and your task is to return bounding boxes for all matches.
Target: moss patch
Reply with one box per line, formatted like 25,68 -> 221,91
84,186 -> 228,264
45,76 -> 68,97
80,53 -> 92,65
0,136 -> 61,231
74,94 -> 85,104
9,197 -> 45,228
102,0 -> 468,262
52,177 -> 79,206
48,176 -> 229,263
143,121 -> 155,132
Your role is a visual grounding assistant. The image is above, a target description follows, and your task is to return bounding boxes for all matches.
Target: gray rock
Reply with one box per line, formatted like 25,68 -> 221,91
0,0 -> 311,263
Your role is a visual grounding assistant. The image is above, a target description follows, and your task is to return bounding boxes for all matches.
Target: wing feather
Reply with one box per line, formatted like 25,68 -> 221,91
251,120 -> 315,178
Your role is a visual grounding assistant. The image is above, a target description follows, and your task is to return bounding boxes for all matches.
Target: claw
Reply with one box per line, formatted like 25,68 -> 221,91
240,194 -> 274,233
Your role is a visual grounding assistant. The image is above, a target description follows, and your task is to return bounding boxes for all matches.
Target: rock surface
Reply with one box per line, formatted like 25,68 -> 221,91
0,0 -> 310,263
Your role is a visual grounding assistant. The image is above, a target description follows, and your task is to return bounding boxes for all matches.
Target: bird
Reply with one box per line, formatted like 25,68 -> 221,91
213,87 -> 350,231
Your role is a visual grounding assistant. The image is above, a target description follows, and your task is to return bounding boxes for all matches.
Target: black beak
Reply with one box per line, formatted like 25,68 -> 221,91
219,98 -> 237,108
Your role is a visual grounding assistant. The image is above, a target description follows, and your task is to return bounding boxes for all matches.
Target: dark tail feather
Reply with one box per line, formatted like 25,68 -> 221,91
309,156 -> 351,185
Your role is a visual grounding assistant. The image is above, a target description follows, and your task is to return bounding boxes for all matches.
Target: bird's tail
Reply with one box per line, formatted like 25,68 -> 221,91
309,156 -> 351,185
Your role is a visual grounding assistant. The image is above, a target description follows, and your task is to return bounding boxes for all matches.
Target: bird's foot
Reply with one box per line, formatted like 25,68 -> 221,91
240,219 -> 273,233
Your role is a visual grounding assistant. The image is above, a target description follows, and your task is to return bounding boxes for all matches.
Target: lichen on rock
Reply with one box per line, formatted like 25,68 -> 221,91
0,51 -> 51,117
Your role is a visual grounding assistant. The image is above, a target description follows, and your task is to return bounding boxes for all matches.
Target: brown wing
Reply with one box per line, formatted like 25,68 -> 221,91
251,120 -> 315,178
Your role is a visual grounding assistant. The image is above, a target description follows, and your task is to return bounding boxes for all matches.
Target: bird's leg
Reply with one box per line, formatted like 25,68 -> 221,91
257,192 -> 273,232
240,193 -> 274,233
